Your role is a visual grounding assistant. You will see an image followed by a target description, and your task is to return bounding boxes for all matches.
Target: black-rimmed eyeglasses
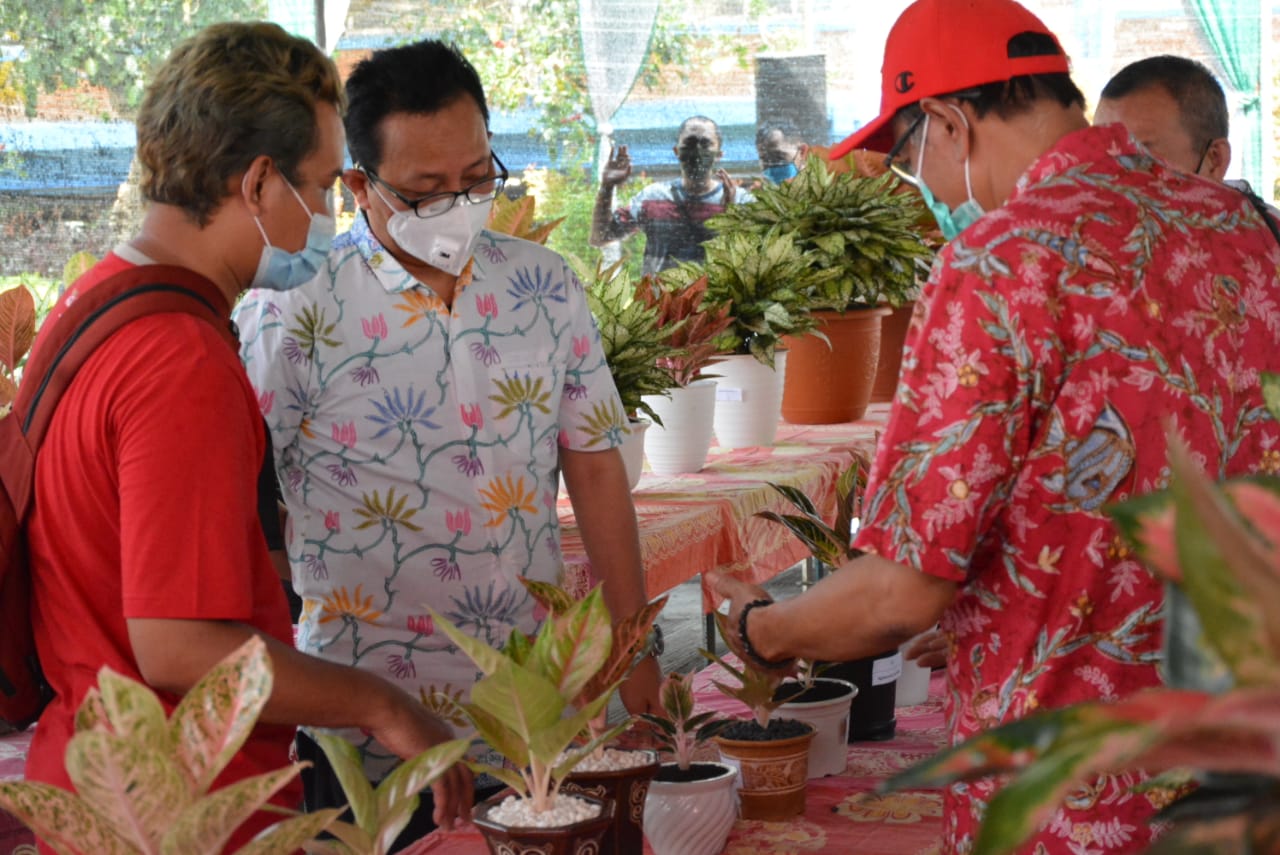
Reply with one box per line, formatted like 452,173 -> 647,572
884,112 -> 927,187
365,153 -> 509,219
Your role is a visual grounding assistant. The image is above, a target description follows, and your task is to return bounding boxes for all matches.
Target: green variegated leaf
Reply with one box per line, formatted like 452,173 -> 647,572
75,687 -> 113,734
160,764 -> 305,855
579,596 -> 668,706
503,626 -> 535,667
312,817 -> 373,854
372,738 -> 471,831
0,780 -> 133,855
463,705 -> 529,773
1168,439 -> 1280,684
313,733 -> 375,832
531,702 -> 608,771
169,636 -> 274,796
466,761 -> 526,798
96,668 -> 169,747
754,511 -> 843,566
65,729 -> 188,851
766,482 -> 822,518
430,609 -> 508,676
1261,371 -> 1280,421
233,807 -> 343,855
469,664 -> 563,746
520,578 -> 577,617
529,587 -> 611,701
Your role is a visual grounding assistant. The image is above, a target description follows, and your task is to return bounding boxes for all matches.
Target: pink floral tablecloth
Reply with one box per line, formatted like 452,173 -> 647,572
560,407 -> 889,611
407,660 -> 945,855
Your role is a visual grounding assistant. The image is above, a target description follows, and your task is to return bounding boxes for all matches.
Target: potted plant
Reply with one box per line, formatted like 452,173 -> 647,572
710,153 -> 935,423
521,580 -> 667,855
755,454 -> 904,741
633,273 -> 733,475
579,257 -> 682,488
701,612 -> 815,821
427,582 -> 634,855
661,231 -> 836,449
0,636 -> 470,855
771,662 -> 858,779
639,672 -> 738,855
883,430 -> 1280,854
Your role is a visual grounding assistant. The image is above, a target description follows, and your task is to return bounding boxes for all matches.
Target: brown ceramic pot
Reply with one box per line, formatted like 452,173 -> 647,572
472,792 -> 614,855
781,306 -> 891,424
869,302 -> 915,403
712,721 -> 815,820
561,750 -> 660,855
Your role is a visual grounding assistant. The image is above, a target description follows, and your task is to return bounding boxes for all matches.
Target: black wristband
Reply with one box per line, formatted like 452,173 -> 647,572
739,599 -> 795,670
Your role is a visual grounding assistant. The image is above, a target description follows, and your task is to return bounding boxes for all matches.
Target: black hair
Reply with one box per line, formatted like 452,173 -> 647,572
677,115 -> 723,147
1100,55 -> 1228,149
893,32 -> 1084,126
344,39 -> 489,172
756,122 -> 803,147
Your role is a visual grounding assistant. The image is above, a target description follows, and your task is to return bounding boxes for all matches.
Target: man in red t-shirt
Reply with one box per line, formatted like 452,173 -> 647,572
24,22 -> 472,851
714,1 -> 1280,852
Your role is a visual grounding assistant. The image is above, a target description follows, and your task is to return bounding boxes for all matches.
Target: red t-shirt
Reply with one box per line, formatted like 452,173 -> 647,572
24,253 -> 300,850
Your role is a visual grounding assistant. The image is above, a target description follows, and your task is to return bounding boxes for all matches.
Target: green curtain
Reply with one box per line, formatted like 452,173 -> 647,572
1187,0 -> 1263,192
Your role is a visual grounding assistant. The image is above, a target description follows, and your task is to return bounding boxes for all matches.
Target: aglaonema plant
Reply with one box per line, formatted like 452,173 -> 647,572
755,452 -> 869,569
0,636 -> 341,855
701,611 -> 788,730
638,672 -> 731,771
881,373 -> 1280,855
521,579 -> 667,759
428,582 -> 631,815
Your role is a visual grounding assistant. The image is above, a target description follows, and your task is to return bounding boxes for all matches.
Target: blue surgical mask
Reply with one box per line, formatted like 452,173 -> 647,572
249,174 -> 335,291
914,114 -> 985,241
763,162 -> 798,184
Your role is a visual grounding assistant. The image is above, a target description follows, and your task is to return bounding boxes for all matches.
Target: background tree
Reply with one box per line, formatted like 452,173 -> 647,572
0,0 -> 266,118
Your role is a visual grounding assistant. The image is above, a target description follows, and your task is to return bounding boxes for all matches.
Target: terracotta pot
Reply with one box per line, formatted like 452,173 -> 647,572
712,722 -> 814,820
561,750 -> 660,855
643,762 -> 739,855
781,307 -> 890,424
870,302 -> 915,403
473,793 -> 615,855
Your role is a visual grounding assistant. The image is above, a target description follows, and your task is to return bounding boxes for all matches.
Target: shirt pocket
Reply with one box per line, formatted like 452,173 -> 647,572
480,359 -> 562,480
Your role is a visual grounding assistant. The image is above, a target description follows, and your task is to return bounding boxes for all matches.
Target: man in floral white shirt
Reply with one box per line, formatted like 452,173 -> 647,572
716,0 -> 1280,852
235,39 -> 658,847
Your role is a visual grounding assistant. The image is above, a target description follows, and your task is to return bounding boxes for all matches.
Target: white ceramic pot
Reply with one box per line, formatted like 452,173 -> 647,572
643,762 -> 738,855
895,654 -> 932,707
620,418 -> 650,490
709,351 -> 787,449
641,379 -> 718,475
776,678 -> 857,778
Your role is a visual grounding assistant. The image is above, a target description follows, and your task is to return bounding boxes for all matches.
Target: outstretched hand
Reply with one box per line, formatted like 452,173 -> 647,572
710,571 -> 792,671
602,144 -> 632,188
717,168 -> 737,206
903,627 -> 947,670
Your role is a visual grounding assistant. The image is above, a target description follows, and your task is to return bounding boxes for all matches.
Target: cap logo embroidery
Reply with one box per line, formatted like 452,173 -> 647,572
894,71 -> 915,94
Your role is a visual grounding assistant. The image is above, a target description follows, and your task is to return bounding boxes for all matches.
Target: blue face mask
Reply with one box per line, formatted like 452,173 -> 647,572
249,174 -> 335,291
762,162 -> 798,184
913,114 -> 985,241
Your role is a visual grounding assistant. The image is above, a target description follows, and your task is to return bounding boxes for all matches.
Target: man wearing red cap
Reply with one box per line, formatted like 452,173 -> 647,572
715,0 -> 1280,851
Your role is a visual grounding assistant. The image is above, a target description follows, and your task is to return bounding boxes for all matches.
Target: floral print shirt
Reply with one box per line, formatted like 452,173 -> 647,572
234,215 -> 627,778
853,125 -> 1280,854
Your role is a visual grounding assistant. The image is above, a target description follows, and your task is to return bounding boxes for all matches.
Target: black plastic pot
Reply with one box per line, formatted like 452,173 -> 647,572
819,649 -> 900,741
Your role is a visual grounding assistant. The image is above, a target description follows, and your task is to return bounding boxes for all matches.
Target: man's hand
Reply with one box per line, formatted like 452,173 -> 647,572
709,572 -> 792,669
370,700 -> 475,831
602,144 -> 632,188
903,627 -> 947,670
717,168 -> 738,206
619,653 -> 661,714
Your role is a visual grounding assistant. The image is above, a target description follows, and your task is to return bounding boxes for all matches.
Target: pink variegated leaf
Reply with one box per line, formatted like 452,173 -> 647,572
528,586 -> 612,701
1108,491 -> 1179,582
0,780 -> 134,855
1223,480 -> 1280,567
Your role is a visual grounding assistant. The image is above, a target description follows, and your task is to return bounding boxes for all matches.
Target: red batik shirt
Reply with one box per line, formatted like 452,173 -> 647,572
853,124 -> 1280,854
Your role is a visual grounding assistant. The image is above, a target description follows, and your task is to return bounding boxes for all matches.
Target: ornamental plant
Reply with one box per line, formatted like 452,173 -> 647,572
485,192 -> 565,246
662,231 -> 837,369
579,258 -> 683,424
428,582 -> 631,816
638,672 -> 732,771
633,273 -> 732,389
755,452 -> 869,569
882,375 -> 1280,855
701,610 -> 789,730
0,637 -> 469,855
708,154 -> 934,311
521,579 -> 667,758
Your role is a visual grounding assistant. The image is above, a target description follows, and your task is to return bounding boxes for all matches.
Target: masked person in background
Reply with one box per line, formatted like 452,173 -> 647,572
233,39 -> 659,851
755,123 -> 808,185
590,115 -> 753,276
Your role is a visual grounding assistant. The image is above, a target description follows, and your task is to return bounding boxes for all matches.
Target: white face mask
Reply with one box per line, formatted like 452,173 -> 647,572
371,182 -> 492,276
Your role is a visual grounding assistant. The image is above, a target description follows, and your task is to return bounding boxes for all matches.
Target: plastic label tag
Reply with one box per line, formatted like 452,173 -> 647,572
872,651 -> 904,686
716,388 -> 744,402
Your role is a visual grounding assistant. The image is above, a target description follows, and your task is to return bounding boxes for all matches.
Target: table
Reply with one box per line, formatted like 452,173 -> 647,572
559,407 -> 889,623
406,664 -> 946,855
0,728 -> 33,855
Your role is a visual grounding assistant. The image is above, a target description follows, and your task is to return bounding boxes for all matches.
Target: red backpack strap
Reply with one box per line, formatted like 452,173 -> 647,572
2,264 -> 238,541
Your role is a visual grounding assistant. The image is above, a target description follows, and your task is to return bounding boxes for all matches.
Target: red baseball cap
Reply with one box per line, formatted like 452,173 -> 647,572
829,0 -> 1071,159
